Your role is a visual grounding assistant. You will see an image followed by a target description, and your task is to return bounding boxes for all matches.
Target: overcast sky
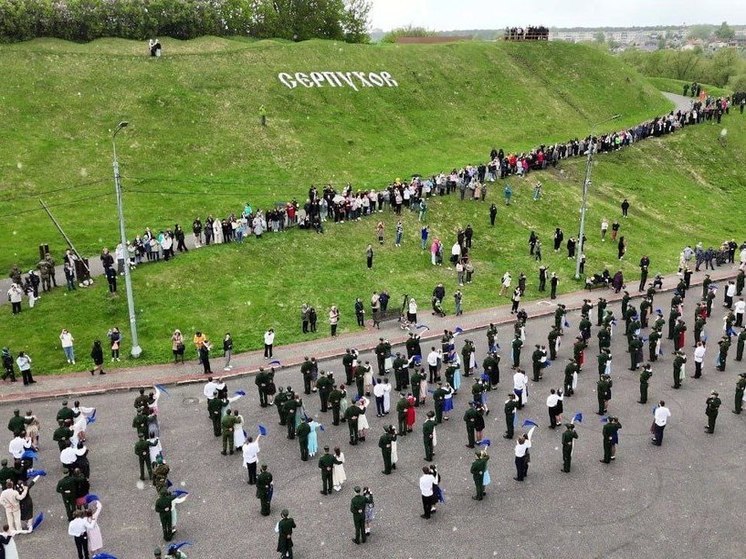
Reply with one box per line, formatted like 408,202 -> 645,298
368,0 -> 743,31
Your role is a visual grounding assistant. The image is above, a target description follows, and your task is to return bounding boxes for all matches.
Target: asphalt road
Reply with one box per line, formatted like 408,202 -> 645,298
6,286 -> 746,559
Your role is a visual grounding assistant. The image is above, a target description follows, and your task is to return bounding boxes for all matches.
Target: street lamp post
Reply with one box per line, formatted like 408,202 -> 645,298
112,121 -> 142,358
574,114 -> 622,280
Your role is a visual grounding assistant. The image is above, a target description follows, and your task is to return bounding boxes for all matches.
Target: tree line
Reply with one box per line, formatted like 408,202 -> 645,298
0,0 -> 370,43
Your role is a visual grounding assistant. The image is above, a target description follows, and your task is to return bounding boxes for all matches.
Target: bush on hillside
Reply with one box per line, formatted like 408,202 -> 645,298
0,0 -> 371,43
381,25 -> 436,43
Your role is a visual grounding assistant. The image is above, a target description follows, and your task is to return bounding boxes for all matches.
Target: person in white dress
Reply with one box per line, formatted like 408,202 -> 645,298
332,447 -> 346,491
356,397 -> 370,441
85,499 -> 103,554
212,219 -> 223,244
390,427 -> 399,467
148,436 -> 162,465
381,378 -> 392,414
233,412 -> 246,450
0,525 -> 32,559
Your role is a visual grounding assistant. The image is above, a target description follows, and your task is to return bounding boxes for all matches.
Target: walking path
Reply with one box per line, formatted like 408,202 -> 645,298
1,266 -> 737,403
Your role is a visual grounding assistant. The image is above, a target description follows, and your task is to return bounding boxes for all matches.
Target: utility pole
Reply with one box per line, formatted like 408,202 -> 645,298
112,121 -> 142,358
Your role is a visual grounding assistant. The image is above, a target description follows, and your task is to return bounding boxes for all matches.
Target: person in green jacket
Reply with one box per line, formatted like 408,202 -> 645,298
277,509 -> 296,558
155,488 -> 177,541
561,423 -> 578,472
470,450 -> 489,500
296,418 -> 311,461
56,472 -> 77,520
329,385 -> 343,426
410,368 -> 426,406
221,409 -> 237,455
318,446 -> 339,495
463,403 -> 480,448
283,396 -> 301,439
135,433 -> 156,480
350,486 -> 367,544
378,426 -> 394,474
256,464 -> 273,516
638,364 -> 653,404
422,411 -> 436,461
705,391 -> 721,433
503,393 -> 517,439
207,394 -> 223,437
344,404 -> 360,445
600,417 -> 621,464
7,410 -> 25,437
734,373 -> 746,414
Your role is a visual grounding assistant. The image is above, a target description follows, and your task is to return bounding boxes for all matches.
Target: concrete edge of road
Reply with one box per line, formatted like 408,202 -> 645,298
0,271 -> 735,404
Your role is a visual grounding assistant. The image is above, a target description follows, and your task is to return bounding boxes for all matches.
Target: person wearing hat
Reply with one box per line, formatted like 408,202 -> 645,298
422,411 -> 436,461
277,509 -> 295,558
470,450 -> 489,500
256,464 -> 273,516
705,391 -> 722,433
716,336 -> 731,371
56,401 -> 74,423
344,402 -> 361,445
296,418 -> 311,461
7,410 -> 25,437
596,375 -> 612,415
318,446 -> 339,495
432,382 -> 448,424
155,487 -> 177,541
220,409 -> 237,455
56,471 -> 78,520
283,395 -> 300,440
135,432 -> 156,480
671,350 -> 686,389
561,423 -> 578,472
0,460 -> 17,486
316,371 -> 333,412
734,373 -> 746,414
329,384 -> 344,426
463,402 -> 480,448
152,456 -> 170,492
378,426 -> 394,474
350,486 -> 367,544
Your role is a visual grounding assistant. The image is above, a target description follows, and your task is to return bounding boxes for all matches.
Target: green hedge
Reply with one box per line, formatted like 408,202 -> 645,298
0,0 -> 370,43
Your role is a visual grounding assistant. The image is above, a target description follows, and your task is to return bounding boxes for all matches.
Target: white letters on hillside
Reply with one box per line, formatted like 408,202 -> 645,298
277,71 -> 398,91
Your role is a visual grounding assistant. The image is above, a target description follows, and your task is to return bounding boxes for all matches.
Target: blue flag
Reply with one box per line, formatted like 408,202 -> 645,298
172,489 -> 189,497
258,424 -> 268,436
269,360 -> 282,366
564,319 -> 570,328
495,343 -> 501,350
234,390 -> 246,397
169,542 -> 194,553
85,494 -> 100,504
453,326 -> 463,336
600,415 -> 609,423
319,424 -> 325,432
480,373 -> 490,382
416,323 -> 430,330
522,419 -> 538,428
652,406 -> 657,416
86,412 -> 97,425
727,327 -> 735,336
32,512 -> 44,530
413,355 -> 422,365
479,439 -> 491,447
513,414 -> 519,428
92,554 -> 118,559
572,412 -> 583,424
26,469 -> 46,477
154,384 -> 170,397
655,308 -> 662,315
166,479 -> 173,488
21,450 -> 37,460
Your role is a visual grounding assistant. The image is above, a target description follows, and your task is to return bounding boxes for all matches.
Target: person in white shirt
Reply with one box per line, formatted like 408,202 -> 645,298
373,379 -> 386,417
68,511 -> 92,559
546,389 -> 564,428
514,431 -> 532,481
59,329 -> 75,364
14,352 -> 35,385
513,369 -> 528,409
725,281 -> 737,308
693,341 -> 706,378
242,435 -> 262,485
60,441 -> 79,474
0,481 -> 28,531
652,400 -> 672,446
8,435 -> 30,461
263,329 -> 275,359
735,298 -> 745,327
426,348 -> 441,383
418,467 -> 436,519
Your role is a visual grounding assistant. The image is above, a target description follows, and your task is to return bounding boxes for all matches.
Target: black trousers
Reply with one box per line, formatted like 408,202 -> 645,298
264,344 -> 273,358
74,534 -> 90,559
421,494 -> 433,518
247,462 -> 257,484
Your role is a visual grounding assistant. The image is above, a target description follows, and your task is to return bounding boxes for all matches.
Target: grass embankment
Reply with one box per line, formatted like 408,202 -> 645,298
647,76 -> 731,98
5,37 -> 745,374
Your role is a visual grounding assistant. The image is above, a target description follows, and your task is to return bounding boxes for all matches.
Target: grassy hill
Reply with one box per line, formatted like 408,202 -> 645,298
3,37 -> 745,375
0,37 -> 671,268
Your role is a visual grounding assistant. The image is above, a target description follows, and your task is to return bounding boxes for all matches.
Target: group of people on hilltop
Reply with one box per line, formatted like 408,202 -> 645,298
504,26 -> 549,40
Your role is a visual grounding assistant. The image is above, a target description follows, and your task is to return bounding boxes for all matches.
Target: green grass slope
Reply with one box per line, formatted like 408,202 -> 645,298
647,76 -> 731,97
6,113 -> 745,375
0,37 -> 671,269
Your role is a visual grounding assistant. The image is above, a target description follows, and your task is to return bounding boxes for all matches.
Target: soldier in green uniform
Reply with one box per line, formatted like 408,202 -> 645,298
0,460 -> 17,486
135,433 -> 156,480
354,364 -> 366,400
277,509 -> 296,558
561,423 -> 578,472
396,394 -> 409,436
318,446 -> 339,494
378,426 -> 394,474
155,487 -> 177,541
132,406 -> 149,437
648,328 -> 661,362
734,373 -> 746,413
56,472 -> 78,520
694,315 -> 706,347
422,411 -> 436,461
274,387 -> 288,425
221,409 -> 237,455
283,395 -> 300,439
600,417 -> 621,464
562,359 -> 577,396
207,393 -> 223,437
152,456 -> 170,492
483,352 -> 500,388
345,403 -> 361,445
597,298 -> 607,326
531,345 -> 543,382
672,351 -> 686,389
597,349 -> 611,377
134,387 -> 151,410
596,375 -> 612,415
52,419 -> 72,451
350,486 -> 367,544
463,402 -> 480,448
393,352 -> 408,391
579,313 -> 592,342
736,328 -> 746,361
470,450 -> 489,500
7,409 -> 25,436
704,391 -> 721,433
256,464 -> 273,516
629,336 -> 643,371
504,393 -> 517,439
487,323 -> 498,352
255,367 -> 269,407
511,334 -> 523,368
56,400 -> 74,423
296,418 -> 311,461
315,371 -> 333,412
548,325 -> 561,360
716,335 -> 730,372
300,357 -> 315,395
410,368 -> 426,406
432,383 -> 447,424
329,384 -> 344,425
342,349 -> 355,385
638,364 -> 653,404
554,304 -> 566,330
620,291 -> 631,318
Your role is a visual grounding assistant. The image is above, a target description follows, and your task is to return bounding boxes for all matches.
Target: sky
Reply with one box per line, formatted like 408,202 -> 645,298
368,0 -> 744,31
